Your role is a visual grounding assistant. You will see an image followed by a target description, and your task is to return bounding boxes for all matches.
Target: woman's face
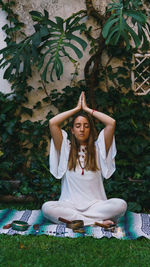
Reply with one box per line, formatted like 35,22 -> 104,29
71,116 -> 90,145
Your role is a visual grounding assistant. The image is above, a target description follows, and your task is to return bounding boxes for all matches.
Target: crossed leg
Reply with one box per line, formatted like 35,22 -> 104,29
42,198 -> 127,226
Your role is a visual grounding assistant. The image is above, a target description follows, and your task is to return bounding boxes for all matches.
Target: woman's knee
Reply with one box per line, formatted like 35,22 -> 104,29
116,198 -> 127,213
41,201 -> 57,216
110,198 -> 127,213
41,201 -> 60,223
42,201 -> 48,213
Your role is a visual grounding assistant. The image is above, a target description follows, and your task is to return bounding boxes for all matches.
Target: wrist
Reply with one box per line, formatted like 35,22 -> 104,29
91,109 -> 95,116
83,106 -> 92,114
75,106 -> 81,112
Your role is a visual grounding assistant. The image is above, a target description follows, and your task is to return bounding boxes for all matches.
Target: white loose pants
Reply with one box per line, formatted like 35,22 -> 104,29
42,198 -> 127,225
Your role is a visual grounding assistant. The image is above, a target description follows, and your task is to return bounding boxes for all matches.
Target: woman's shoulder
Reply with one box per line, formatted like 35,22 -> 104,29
95,129 -> 104,144
61,129 -> 71,146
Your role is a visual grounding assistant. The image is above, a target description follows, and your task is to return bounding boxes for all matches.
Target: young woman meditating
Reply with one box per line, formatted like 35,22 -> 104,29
42,92 -> 127,227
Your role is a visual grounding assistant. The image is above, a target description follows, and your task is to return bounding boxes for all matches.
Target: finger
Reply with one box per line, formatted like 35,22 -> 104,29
79,92 -> 82,103
81,92 -> 85,101
78,93 -> 82,102
77,93 -> 82,108
83,92 -> 86,103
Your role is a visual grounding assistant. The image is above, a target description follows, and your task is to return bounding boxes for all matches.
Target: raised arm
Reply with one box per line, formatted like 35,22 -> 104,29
49,93 -> 82,152
81,92 -> 116,154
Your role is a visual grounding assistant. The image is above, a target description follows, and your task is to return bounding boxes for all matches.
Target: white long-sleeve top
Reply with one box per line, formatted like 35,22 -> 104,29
49,129 -> 117,211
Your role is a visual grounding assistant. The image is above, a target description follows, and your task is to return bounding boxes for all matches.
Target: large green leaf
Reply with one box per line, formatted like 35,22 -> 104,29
121,31 -> 130,50
46,19 -> 59,29
0,10 -> 87,82
62,42 -> 83,59
140,28 -> 149,51
102,18 -> 119,38
32,45 -> 39,63
65,16 -> 81,30
50,62 -> 56,82
68,25 -> 86,33
39,27 -> 50,38
124,22 -> 141,48
37,49 -> 51,71
3,64 -> 14,80
102,0 -> 149,50
110,31 -> 121,46
105,25 -> 119,45
54,57 -> 63,80
45,33 -> 61,38
55,17 -> 64,32
61,47 -> 77,63
30,11 -> 43,22
138,24 -> 150,51
44,9 -> 49,20
32,32 -> 41,47
42,39 -> 60,47
41,56 -> 53,82
65,33 -> 87,50
124,10 -> 146,25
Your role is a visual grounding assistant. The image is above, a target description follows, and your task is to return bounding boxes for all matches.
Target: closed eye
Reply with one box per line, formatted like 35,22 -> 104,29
75,123 -> 89,128
75,123 -> 81,128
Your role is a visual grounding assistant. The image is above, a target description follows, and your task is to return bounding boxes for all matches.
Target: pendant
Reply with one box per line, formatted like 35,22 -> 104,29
82,168 -> 84,175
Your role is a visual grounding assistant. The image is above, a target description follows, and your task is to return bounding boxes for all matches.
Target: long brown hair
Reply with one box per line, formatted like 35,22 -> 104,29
68,111 -> 99,171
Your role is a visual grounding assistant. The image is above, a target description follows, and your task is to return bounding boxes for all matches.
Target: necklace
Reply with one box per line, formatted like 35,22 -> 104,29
78,158 -> 88,175
78,146 -> 87,175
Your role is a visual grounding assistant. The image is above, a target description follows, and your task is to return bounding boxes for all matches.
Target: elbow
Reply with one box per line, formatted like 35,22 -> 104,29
49,118 -> 55,130
49,119 -> 52,126
111,119 -> 116,129
49,118 -> 60,132
49,118 -> 55,126
109,119 -> 116,133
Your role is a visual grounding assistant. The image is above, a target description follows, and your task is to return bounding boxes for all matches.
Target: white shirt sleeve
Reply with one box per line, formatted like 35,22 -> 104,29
96,129 -> 117,179
49,129 -> 70,179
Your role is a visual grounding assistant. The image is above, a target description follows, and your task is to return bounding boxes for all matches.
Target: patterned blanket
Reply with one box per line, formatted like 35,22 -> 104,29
0,209 -> 150,239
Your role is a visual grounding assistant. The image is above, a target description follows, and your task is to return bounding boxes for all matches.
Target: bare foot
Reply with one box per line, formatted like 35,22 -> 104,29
102,220 -> 115,226
94,220 -> 115,228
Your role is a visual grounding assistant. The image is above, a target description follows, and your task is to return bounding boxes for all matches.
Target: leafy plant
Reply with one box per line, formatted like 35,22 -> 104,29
102,0 -> 150,50
0,9 -> 87,82
28,155 -> 60,201
0,91 -> 55,202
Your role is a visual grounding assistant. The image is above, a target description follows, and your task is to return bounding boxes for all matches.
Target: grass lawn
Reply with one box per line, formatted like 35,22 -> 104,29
0,204 -> 150,267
